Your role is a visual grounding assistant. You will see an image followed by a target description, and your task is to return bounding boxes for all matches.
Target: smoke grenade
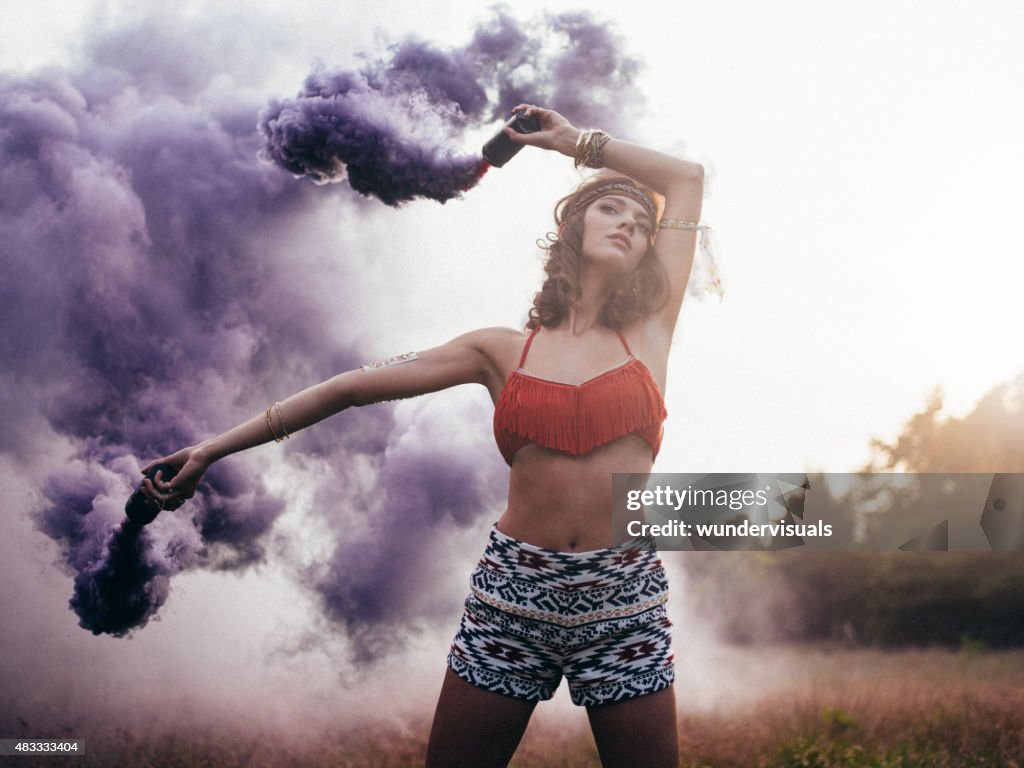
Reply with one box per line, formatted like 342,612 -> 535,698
481,110 -> 542,168
124,463 -> 180,526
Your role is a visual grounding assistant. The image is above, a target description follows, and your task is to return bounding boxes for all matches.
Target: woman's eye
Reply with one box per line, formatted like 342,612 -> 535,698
600,203 -> 617,214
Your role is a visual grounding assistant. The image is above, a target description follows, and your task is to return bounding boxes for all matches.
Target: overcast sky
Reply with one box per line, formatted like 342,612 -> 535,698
2,0 -> 1022,740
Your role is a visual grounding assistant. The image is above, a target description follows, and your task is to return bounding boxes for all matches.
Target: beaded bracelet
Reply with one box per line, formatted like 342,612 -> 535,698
274,401 -> 291,440
265,405 -> 280,442
264,403 -> 290,442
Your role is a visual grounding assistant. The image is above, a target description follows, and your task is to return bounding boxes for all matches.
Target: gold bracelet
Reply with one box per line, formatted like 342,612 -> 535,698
574,130 -> 591,166
274,401 -> 291,440
587,130 -> 611,169
264,405 -> 280,442
573,129 -> 612,169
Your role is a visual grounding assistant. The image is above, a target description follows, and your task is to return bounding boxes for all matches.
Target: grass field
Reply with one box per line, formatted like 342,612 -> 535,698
7,646 -> 1024,767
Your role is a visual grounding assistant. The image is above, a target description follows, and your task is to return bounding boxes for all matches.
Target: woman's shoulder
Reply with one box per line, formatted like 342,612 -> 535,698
458,326 -> 530,361
458,325 -> 529,346
450,326 -> 531,393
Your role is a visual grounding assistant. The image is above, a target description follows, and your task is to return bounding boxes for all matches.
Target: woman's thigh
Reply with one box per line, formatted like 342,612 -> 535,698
586,685 -> 678,768
425,668 -> 538,768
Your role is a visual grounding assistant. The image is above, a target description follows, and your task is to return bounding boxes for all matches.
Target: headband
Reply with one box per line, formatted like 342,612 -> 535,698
570,181 -> 658,226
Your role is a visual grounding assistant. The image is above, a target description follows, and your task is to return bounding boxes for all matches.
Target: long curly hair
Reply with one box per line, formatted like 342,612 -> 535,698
527,173 -> 668,330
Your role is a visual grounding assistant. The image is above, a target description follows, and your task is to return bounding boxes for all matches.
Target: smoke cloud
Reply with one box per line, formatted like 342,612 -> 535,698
1,7 -> 645,663
259,9 -> 645,205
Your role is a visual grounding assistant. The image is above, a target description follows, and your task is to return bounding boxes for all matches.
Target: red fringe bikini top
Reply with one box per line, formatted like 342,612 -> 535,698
493,325 -> 667,465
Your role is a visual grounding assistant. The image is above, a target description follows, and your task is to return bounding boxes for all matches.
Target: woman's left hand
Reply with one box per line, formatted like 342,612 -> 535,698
504,104 -> 579,157
140,445 -> 211,509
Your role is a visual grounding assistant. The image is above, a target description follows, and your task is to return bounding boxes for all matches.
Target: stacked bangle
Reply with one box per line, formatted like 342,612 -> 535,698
573,129 -> 612,169
265,402 -> 291,442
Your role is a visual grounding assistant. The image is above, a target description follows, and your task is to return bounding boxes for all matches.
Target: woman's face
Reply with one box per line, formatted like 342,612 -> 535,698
579,194 -> 652,274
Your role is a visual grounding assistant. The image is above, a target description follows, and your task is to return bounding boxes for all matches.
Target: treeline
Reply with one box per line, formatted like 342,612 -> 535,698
682,550 -> 1024,647
681,372 -> 1024,648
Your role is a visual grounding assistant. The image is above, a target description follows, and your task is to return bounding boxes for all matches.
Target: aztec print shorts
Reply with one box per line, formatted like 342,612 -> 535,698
447,525 -> 674,707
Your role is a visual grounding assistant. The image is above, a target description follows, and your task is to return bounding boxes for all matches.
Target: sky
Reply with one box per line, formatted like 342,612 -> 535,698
1,0 -> 1022,746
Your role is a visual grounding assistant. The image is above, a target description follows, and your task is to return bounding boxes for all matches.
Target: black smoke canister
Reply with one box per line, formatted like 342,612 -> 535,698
124,463 -> 180,526
481,110 -> 542,168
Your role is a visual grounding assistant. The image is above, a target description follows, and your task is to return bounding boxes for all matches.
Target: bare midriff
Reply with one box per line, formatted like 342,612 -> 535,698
497,435 -> 654,552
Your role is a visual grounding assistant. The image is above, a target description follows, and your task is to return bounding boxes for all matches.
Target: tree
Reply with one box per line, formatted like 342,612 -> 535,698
682,372 -> 1024,647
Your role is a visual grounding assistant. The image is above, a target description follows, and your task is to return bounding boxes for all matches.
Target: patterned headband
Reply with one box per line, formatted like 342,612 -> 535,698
570,182 -> 658,226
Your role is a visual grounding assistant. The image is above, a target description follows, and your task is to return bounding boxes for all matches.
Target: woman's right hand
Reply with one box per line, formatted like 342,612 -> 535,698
140,445 -> 211,509
504,104 -> 579,157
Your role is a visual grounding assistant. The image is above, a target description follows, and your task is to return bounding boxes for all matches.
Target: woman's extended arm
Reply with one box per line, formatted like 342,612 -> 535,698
142,328 -> 506,504
507,105 -> 705,330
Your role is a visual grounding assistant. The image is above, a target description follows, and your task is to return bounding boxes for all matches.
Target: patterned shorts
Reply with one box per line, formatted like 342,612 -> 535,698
447,525 -> 674,707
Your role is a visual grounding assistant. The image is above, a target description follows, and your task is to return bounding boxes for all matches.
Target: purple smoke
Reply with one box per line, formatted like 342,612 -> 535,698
258,8 -> 644,207
69,523 -> 166,636
35,453 -> 203,635
259,70 -> 489,205
0,60 -> 338,636
309,397 -> 505,663
2,8 -> 646,662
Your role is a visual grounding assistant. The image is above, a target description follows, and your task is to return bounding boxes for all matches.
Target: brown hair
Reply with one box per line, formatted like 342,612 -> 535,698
527,174 -> 668,330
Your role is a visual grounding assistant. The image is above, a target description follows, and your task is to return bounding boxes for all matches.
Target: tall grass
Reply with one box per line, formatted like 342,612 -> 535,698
6,647 -> 1024,767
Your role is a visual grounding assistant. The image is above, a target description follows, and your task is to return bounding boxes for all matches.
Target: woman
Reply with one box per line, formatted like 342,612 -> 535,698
141,105 -> 705,767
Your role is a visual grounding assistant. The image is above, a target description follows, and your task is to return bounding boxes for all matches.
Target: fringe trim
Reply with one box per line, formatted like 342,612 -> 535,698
494,359 -> 667,463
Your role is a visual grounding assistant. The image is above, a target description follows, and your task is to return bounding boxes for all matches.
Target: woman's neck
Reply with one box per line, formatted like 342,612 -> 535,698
565,310 -> 602,336
568,270 -> 617,335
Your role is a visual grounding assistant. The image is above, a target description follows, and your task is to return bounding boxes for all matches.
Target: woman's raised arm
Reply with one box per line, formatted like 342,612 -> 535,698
601,138 -> 704,328
141,328 -> 510,505
506,105 -> 705,330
